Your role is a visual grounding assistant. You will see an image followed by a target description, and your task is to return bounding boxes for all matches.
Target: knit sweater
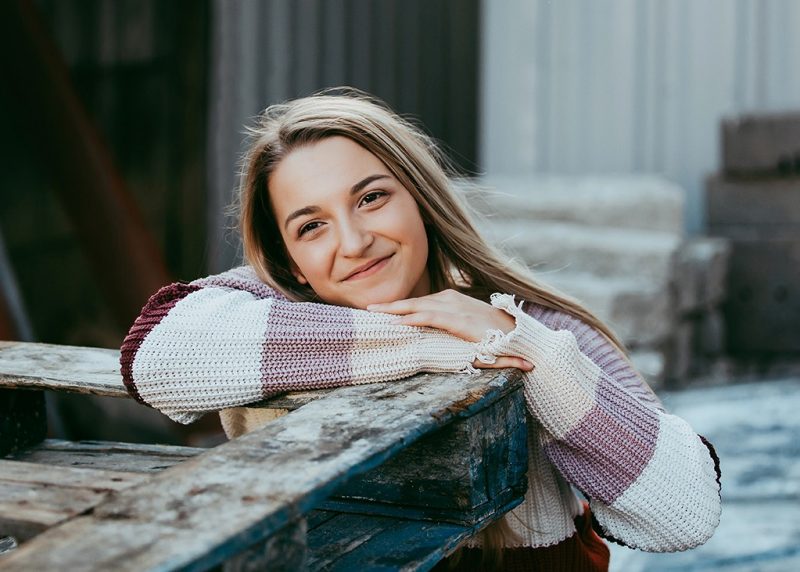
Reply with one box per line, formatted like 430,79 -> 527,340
120,265 -> 722,553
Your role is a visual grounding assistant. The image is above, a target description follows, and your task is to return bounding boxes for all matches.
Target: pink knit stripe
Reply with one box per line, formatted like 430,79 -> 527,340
195,266 -> 287,301
544,379 -> 660,504
120,282 -> 202,404
260,302 -> 355,394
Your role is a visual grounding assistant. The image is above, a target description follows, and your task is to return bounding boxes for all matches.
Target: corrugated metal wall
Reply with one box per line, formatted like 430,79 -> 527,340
482,0 -> 800,232
208,0 -> 480,271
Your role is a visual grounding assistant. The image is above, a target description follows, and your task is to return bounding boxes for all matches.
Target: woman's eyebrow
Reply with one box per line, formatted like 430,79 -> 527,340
283,174 -> 391,231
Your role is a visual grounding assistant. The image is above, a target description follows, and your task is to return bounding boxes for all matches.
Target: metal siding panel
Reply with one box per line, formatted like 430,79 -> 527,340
349,0 -> 372,90
321,0 -> 348,88
293,0 -> 319,96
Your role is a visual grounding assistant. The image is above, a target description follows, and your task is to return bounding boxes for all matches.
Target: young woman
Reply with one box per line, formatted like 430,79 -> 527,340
121,89 -> 721,571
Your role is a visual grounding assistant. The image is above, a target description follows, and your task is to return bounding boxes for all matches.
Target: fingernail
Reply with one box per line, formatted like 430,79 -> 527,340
390,316 -> 403,324
523,360 -> 534,369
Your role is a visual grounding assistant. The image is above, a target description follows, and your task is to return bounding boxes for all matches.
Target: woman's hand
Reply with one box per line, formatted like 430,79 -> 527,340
367,289 -> 534,372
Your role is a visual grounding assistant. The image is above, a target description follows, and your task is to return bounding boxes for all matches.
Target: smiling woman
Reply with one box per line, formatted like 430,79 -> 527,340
120,88 -> 721,571
267,136 -> 431,308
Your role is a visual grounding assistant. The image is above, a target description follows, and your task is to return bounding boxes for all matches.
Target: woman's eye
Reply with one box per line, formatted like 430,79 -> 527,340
298,221 -> 322,236
360,190 -> 387,206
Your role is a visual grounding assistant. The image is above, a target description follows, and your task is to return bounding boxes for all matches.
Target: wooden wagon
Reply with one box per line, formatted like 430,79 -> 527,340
0,341 -> 529,571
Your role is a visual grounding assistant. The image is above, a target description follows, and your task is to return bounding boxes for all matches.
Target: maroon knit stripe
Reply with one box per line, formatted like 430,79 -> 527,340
699,434 -> 722,493
119,282 -> 201,405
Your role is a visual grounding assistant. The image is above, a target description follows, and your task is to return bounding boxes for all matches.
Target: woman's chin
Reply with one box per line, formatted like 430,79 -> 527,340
344,285 -> 408,310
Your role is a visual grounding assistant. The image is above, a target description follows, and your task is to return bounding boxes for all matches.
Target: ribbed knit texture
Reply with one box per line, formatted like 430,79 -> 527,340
120,266 -> 722,553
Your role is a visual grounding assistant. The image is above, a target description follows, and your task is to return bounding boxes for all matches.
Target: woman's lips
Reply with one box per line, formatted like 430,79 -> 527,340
345,254 -> 393,281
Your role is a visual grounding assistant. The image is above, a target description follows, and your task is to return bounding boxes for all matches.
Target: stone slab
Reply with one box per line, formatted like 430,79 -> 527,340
479,220 -> 681,285
465,175 -> 686,234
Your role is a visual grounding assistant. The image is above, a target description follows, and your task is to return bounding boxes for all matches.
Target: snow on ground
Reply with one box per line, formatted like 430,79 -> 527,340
609,377 -> 800,571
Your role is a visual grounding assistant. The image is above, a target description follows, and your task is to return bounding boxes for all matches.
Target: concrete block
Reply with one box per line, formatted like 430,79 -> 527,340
695,310 -> 725,357
722,111 -> 800,175
706,175 -> 800,231
629,350 -> 665,390
664,322 -> 693,386
724,239 -> 800,354
535,271 -> 674,348
674,237 -> 731,314
465,175 -> 686,234
479,220 -> 681,285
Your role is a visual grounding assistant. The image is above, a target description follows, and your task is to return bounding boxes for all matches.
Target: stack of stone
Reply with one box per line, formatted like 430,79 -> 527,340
707,112 -> 800,357
463,176 -> 730,388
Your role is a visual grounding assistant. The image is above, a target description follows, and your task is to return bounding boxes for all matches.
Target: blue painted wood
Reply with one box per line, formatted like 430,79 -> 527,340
307,500 -> 524,572
319,389 -> 528,525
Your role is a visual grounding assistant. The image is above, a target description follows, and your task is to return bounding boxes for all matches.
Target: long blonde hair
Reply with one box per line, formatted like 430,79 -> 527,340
235,87 -> 628,568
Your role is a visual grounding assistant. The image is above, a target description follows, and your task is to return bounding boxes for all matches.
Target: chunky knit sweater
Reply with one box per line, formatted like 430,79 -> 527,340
120,265 -> 722,553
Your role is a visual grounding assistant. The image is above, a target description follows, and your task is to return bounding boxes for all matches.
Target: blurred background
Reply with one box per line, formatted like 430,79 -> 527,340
0,1 -> 799,567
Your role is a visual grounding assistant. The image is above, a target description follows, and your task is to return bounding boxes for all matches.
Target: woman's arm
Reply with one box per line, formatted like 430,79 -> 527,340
482,293 -> 722,552
120,266 -> 476,424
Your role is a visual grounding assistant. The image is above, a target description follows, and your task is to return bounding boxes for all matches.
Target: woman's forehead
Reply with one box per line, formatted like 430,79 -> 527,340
268,137 -> 393,214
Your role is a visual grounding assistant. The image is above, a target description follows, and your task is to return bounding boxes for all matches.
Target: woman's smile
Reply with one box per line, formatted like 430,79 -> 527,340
343,253 -> 394,281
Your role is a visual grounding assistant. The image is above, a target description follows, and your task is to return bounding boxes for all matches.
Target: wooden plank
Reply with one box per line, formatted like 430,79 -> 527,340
0,459 -> 148,490
0,460 -> 149,542
0,341 -> 127,398
306,505 -> 517,572
0,481 -> 104,542
8,439 -> 204,474
0,369 -> 522,571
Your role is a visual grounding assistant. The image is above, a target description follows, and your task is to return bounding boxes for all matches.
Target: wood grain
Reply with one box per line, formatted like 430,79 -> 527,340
8,439 -> 204,474
0,341 -> 127,397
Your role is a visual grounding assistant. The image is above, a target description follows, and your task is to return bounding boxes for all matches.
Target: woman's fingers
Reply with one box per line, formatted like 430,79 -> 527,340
473,356 -> 535,372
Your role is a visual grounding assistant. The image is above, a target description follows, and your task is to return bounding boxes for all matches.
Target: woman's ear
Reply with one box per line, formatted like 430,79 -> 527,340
288,259 -> 308,285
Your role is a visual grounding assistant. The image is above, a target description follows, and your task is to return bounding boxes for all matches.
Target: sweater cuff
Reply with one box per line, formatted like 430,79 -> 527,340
478,293 -> 564,365
414,328 -> 478,373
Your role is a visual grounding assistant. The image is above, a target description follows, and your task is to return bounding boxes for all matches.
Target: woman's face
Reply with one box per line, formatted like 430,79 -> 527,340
268,136 -> 431,309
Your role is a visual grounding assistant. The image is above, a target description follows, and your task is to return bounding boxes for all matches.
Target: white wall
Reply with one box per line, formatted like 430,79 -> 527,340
481,0 -> 800,233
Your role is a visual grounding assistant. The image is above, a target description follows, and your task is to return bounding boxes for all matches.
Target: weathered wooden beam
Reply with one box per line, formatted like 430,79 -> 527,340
321,389 -> 528,525
0,341 -> 329,410
0,369 -> 523,571
0,342 -> 126,398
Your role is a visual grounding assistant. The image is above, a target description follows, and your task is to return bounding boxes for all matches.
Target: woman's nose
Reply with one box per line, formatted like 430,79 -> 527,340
338,220 -> 374,257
